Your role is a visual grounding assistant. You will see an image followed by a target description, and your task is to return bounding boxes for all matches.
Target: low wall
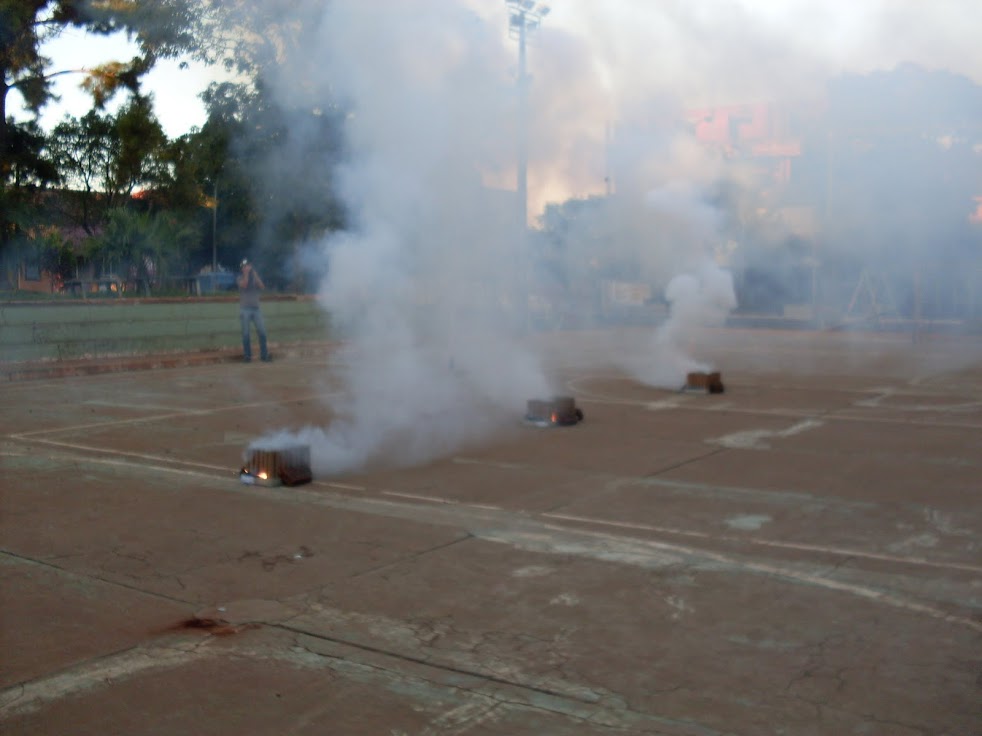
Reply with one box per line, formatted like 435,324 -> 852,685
0,296 -> 331,363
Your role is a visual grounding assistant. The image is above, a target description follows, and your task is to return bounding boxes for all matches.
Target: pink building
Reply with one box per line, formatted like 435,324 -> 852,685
687,102 -> 803,184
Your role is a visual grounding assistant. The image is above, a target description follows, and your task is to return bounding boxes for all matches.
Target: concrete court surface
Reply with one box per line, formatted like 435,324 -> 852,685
1,327 -> 980,736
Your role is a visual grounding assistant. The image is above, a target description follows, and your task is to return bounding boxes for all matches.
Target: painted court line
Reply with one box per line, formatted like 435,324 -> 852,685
315,480 -> 367,492
709,418 -> 824,450
25,440 -> 975,580
382,490 -> 502,510
491,522 -> 982,634
13,437 -> 233,475
11,440 -> 360,494
26,448 -> 233,482
543,513 -> 982,574
8,392 -> 341,439
564,375 -> 982,430
82,399 -> 194,412
12,445 -> 980,634
452,457 -> 528,470
10,409 -> 212,438
453,456 -> 874,511
0,638 -> 219,717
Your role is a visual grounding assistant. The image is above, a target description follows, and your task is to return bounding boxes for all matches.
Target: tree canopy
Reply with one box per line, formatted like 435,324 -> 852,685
1,4 -> 977,314
1,0 -> 210,285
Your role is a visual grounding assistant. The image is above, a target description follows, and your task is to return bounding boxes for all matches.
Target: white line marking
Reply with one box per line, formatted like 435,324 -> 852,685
487,522 -> 982,632
12,445 -> 980,632
725,513 -> 772,530
854,388 -> 897,408
315,481 -> 366,492
36,451 -> 232,481
0,360 -> 244,393
821,412 -> 982,430
8,392 -> 341,439
382,491 -> 456,504
564,375 -> 982,429
564,374 -> 653,406
422,701 -> 502,735
0,638 -> 217,717
15,437 -> 232,473
862,397 -> 982,412
454,457 -> 875,511
381,490 -> 501,510
709,419 -> 824,450
11,409 -> 210,437
542,513 -> 982,574
35,444 -> 975,577
646,398 -> 683,411
17,441 -> 368,493
81,399 -> 189,412
452,457 -> 527,470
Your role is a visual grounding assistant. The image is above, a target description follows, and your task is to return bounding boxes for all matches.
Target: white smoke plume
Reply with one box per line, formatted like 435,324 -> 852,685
253,0 -> 551,475
622,183 -> 737,388
245,0 -> 980,474
641,263 -> 737,385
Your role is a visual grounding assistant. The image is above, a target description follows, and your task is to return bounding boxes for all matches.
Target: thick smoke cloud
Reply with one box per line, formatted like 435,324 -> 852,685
625,184 -> 737,387
249,0 -> 981,474
253,0 -> 551,475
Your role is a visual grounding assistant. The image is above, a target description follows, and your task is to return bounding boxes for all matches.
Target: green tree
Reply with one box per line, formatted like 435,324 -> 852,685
182,0 -> 349,287
2,117 -> 56,187
162,113 -> 247,271
1,0 -> 208,274
2,0 -> 204,166
47,110 -> 115,233
87,206 -> 199,291
0,117 -> 58,286
193,76 -> 346,288
109,95 -> 168,199
37,228 -> 77,285
46,99 -> 168,234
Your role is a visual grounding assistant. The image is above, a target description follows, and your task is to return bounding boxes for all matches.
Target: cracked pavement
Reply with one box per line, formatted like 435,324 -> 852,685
1,328 -> 981,735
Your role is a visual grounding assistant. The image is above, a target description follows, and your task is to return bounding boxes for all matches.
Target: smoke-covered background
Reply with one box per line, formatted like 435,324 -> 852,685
242,0 -> 981,475
251,0 -> 550,474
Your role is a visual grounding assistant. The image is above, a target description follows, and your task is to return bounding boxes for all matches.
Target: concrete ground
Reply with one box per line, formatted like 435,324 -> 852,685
1,327 -> 980,736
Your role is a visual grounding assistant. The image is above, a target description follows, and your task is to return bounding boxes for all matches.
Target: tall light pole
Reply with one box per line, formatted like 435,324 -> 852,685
507,0 -> 549,230
211,177 -> 219,272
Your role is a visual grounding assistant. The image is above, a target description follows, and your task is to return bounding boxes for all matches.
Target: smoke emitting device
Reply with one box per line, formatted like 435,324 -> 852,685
524,396 -> 584,427
240,445 -> 312,487
683,371 -> 725,394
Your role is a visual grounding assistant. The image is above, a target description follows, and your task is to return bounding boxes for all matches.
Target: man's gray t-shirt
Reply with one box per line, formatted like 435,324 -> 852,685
240,274 -> 261,308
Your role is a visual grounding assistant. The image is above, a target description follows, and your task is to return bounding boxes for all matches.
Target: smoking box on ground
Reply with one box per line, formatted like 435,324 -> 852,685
240,445 -> 312,487
683,371 -> 725,394
524,396 -> 584,426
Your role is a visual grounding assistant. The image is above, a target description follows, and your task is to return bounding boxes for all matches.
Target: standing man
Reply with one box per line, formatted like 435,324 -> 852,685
237,258 -> 270,362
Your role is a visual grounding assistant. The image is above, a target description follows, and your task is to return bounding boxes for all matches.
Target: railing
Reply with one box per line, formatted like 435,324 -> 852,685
62,277 -> 125,297
61,276 -> 202,297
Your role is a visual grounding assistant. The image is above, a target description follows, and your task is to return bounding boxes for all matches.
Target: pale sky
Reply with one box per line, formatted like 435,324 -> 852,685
10,25 -> 221,137
13,0 -> 982,137
529,0 -> 982,115
10,0 -> 981,212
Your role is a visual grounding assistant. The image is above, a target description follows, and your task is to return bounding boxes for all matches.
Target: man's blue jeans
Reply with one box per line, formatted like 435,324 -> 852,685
240,306 -> 268,361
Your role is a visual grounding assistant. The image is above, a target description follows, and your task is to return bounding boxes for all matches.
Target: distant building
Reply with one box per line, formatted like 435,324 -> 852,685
687,102 -> 804,185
